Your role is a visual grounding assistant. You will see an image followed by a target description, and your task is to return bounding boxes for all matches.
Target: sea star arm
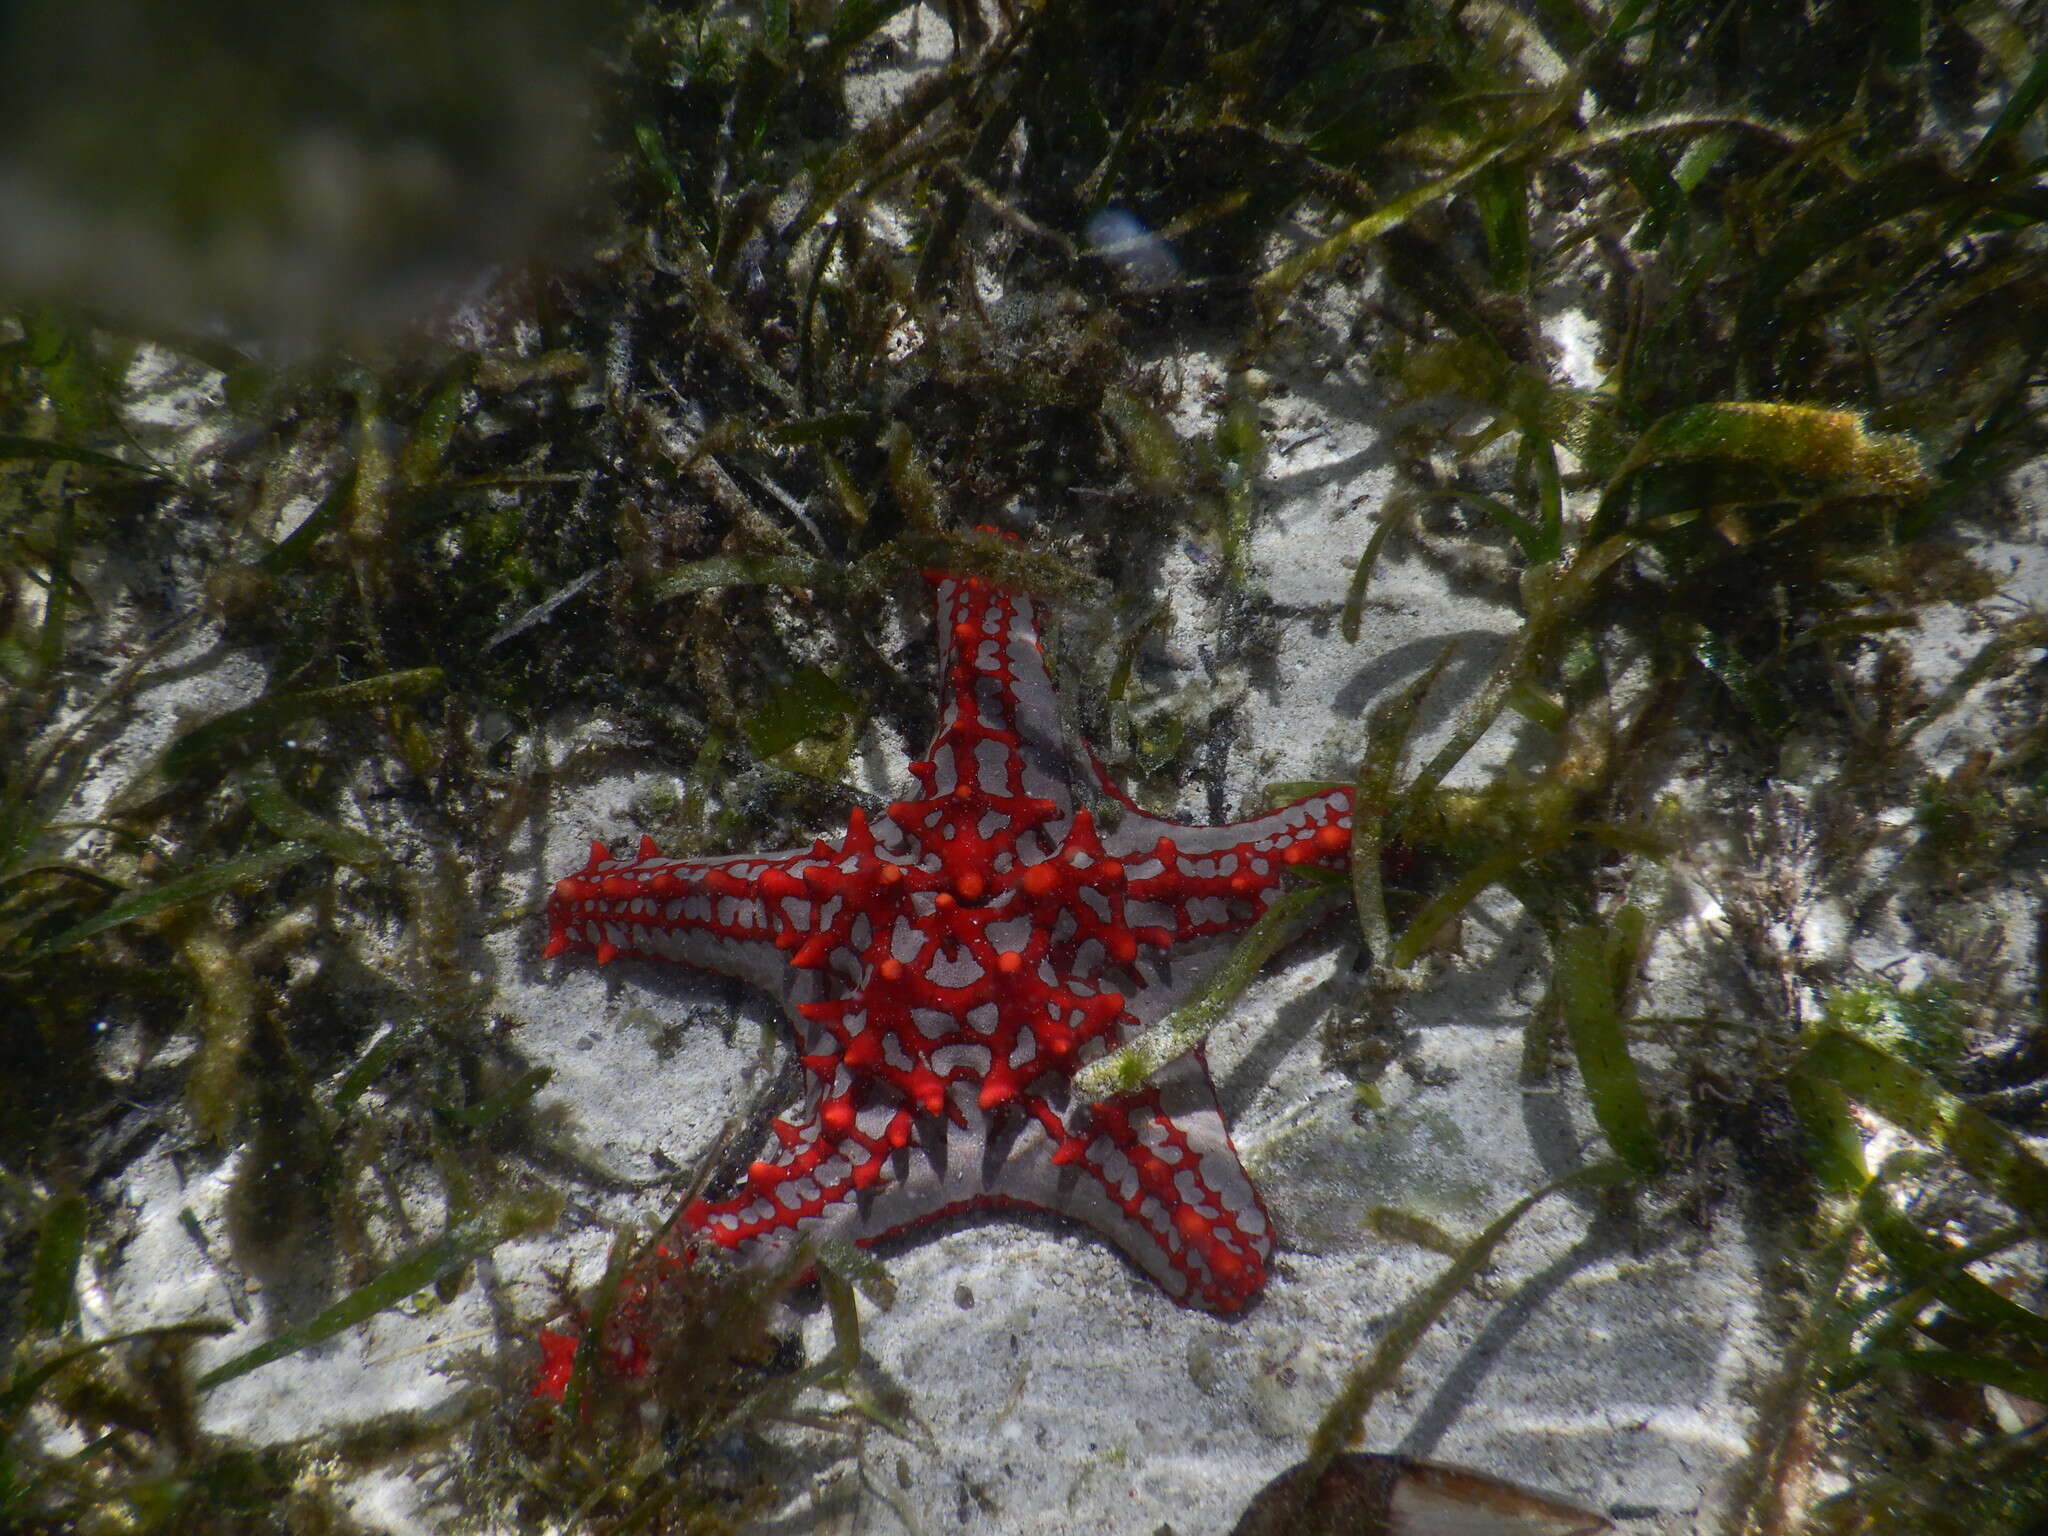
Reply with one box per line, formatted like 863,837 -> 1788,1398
922,562 -> 1359,943
683,1048 -> 1270,1311
1101,788 -> 1357,947
915,574 -> 1077,817
544,834 -> 829,997
1039,1055 -> 1272,1308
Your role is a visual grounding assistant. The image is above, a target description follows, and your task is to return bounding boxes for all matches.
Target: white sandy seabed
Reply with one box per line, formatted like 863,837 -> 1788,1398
78,314 -> 2048,1536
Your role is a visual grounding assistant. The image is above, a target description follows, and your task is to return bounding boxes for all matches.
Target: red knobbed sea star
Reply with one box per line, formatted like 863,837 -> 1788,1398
544,555 -> 1355,1311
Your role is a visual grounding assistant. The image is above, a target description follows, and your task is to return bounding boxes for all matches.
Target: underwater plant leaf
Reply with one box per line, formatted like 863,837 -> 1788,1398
1449,434 -> 1572,565
34,495 -> 75,686
1594,402 -> 1931,537
1470,157 -> 1531,288
1848,1347 -> 2048,1406
675,727 -> 728,851
431,1067 -> 552,1130
1213,380 -> 1265,582
162,667 -> 447,777
1798,1030 -> 2048,1233
816,447 -> 871,529
1548,110 -> 1795,161
1073,881 -> 1338,1102
396,360 -> 475,487
1522,429 -> 1565,563
25,1194 -> 86,1335
483,564 -> 611,654
634,119 -> 687,207
1856,1171 -> 2048,1349
1969,39 -> 2048,171
241,765 -> 384,867
816,1236 -> 897,1311
195,1190 -> 561,1391
671,223 -> 801,410
1261,780 -> 1349,807
1365,1206 -> 1467,1259
1301,1161 -> 1634,1478
1671,128 -> 1734,192
1787,1070 -> 1869,1197
1107,604 -> 1171,704
1102,385 -> 1190,499
1388,828 -> 1573,969
785,40 -> 973,242
1688,626 -> 1795,736
256,462 -> 356,574
329,1022 -> 416,1114
888,529 -> 1112,605
1734,156 -> 1966,387
1506,677 -> 1567,732
741,667 -> 862,761
1396,534 -> 1639,822
0,858 -> 123,903
1557,914 -> 1663,1174
184,918 -> 260,1141
0,1322 -> 232,1428
1823,980 -> 1968,1073
560,1225 -> 637,1427
1341,500 -> 1413,645
21,842 -> 317,961
1895,614 -> 2048,747
1619,142 -> 1688,250
0,432 -> 166,477
470,351 -> 587,395
1720,1205 -> 1880,1536
815,1254 -> 863,1382
1256,136 -> 1519,315
1353,640 -> 1457,965
883,420 -> 946,531
649,553 -> 840,600
1452,489 -> 1550,564
1802,1423 -> 2048,1536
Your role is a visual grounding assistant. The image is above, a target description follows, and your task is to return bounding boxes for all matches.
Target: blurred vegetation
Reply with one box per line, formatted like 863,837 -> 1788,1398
3,0 -> 2047,1532
0,0 -> 616,341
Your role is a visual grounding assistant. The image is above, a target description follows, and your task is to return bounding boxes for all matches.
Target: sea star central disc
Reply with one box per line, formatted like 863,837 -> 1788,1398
545,561 -> 1354,1309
